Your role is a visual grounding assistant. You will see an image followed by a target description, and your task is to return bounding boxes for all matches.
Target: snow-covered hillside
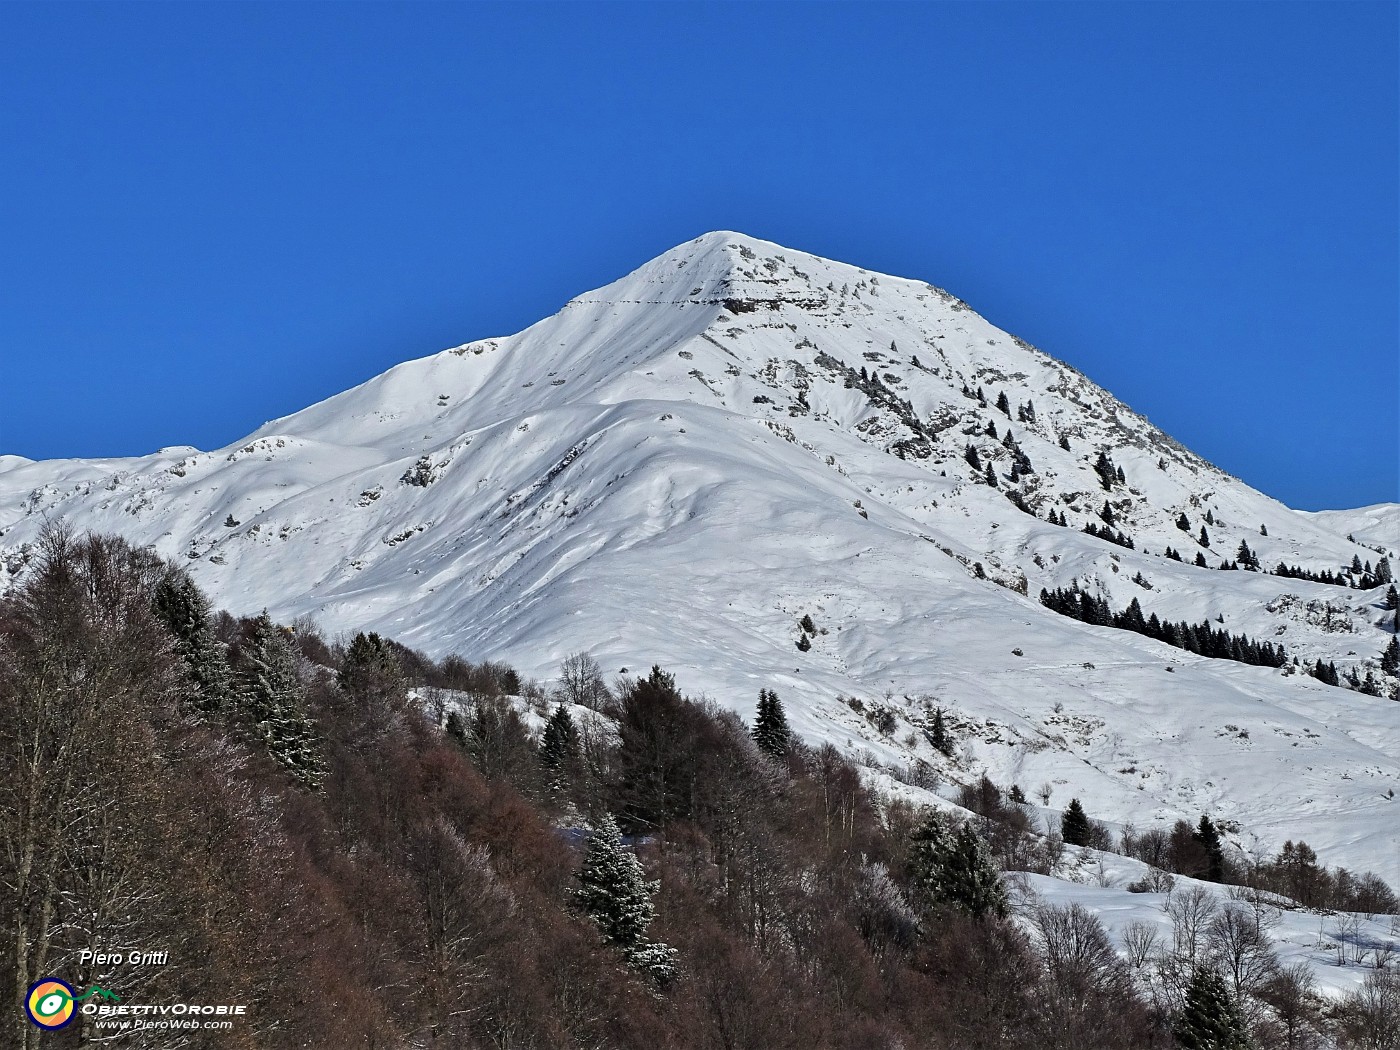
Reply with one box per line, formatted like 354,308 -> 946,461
3,231 -> 1396,882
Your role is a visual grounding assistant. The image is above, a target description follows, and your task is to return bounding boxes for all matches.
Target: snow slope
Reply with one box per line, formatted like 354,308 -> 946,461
2,231 -> 1396,882
1016,864 -> 1400,1001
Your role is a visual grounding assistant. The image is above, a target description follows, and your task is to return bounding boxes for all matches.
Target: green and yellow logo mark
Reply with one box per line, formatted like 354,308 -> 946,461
25,978 -> 120,1029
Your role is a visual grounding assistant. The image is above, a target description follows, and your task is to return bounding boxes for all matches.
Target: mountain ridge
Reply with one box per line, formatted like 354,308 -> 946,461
3,231 -> 1397,881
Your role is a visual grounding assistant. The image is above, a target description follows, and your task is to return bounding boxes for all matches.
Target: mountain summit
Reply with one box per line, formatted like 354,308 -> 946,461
2,232 -> 1396,879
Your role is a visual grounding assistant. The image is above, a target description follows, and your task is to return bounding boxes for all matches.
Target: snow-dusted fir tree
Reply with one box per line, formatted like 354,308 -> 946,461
1173,966 -> 1250,1050
752,688 -> 792,759
242,611 -> 323,788
539,704 -> 579,793
906,813 -> 1005,920
574,814 -> 677,982
153,572 -> 233,712
1381,637 -> 1400,677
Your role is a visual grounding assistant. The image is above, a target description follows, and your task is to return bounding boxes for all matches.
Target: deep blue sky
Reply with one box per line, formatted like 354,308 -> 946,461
3,3 -> 1395,510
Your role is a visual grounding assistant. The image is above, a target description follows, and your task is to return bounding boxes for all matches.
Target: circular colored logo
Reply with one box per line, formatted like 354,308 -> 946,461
26,978 -> 76,1029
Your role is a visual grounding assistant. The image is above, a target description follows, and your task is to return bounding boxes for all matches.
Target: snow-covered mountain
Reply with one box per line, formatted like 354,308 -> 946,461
3,231 -> 1396,882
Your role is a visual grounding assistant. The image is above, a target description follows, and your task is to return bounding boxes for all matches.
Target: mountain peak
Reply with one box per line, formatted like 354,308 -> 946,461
572,230 -> 902,321
2,232 -> 1395,885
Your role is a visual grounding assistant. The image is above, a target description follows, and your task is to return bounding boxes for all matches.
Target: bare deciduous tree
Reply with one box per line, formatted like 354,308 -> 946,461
1206,903 -> 1279,1015
1167,885 -> 1220,965
1122,920 -> 1161,970
556,651 -> 612,711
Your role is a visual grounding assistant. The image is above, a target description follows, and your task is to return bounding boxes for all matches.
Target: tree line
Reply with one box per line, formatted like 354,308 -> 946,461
1039,584 -> 1288,668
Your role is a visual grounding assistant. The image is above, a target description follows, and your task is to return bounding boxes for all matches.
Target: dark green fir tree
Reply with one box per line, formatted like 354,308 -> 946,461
242,611 -> 323,787
153,571 -> 233,712
927,707 -> 952,755
338,631 -> 404,696
1192,815 -> 1226,882
752,688 -> 793,759
906,814 -> 1006,920
539,704 -> 579,784
1381,637 -> 1400,677
1173,966 -> 1250,1050
1061,798 -> 1092,847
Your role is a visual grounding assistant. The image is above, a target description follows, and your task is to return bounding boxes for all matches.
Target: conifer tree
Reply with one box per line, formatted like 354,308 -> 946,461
445,709 -> 468,746
574,814 -> 678,982
799,613 -> 817,635
1192,815 -> 1226,882
1059,434 -> 1071,451
153,572 -> 233,712
338,631 -> 403,696
752,689 -> 793,759
242,611 -> 323,787
1061,798 -> 1092,847
906,814 -> 1006,920
1173,966 -> 1250,1050
539,705 -> 579,779
965,445 -> 982,470
1093,451 -> 1116,490
1311,660 -> 1340,687
1199,526 -> 1211,548
1177,513 -> 1191,531
796,633 -> 812,652
1196,552 -> 1209,568
996,391 -> 1011,416
984,464 -> 997,487
1383,584 -> 1398,612
1382,637 -> 1400,677
927,707 -> 952,755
